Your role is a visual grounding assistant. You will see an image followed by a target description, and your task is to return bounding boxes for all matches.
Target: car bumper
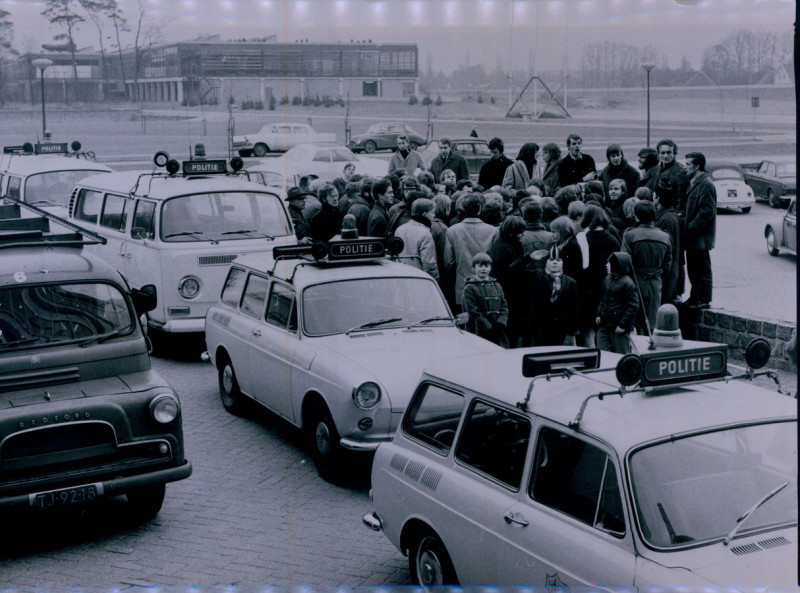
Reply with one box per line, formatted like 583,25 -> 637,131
340,435 -> 392,451
362,511 -> 383,531
149,317 -> 206,333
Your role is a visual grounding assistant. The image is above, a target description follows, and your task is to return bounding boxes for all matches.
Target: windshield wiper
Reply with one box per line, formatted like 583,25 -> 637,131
164,230 -> 219,245
346,317 -> 402,335
408,316 -> 454,328
723,481 -> 789,545
78,324 -> 133,348
221,229 -> 274,240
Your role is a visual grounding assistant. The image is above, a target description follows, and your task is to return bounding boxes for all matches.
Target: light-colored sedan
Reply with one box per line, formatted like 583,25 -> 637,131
232,123 -> 336,157
765,197 -> 796,256
253,143 -> 389,186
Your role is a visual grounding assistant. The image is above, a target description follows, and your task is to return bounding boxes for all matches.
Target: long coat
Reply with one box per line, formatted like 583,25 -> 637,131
654,206 -> 681,301
502,160 -> 534,191
542,160 -> 560,196
684,171 -> 717,251
444,217 -> 496,306
394,218 -> 439,280
462,276 -> 509,343
430,152 -> 470,183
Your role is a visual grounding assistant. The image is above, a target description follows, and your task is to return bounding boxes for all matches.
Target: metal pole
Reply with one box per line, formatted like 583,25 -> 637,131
646,70 -> 651,148
40,70 -> 47,137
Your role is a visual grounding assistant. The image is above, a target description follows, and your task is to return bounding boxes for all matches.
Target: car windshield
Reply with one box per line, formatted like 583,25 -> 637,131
366,124 -> 382,133
330,148 -> 356,162
777,162 -> 796,177
160,192 -> 292,242
302,277 -> 451,336
628,421 -> 797,549
24,169 -> 109,206
0,282 -> 134,351
710,167 -> 743,180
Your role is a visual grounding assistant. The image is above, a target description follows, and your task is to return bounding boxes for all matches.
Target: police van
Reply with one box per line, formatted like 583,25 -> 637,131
68,149 -> 295,345
364,306 -> 796,588
0,141 -> 112,214
0,198 -> 191,519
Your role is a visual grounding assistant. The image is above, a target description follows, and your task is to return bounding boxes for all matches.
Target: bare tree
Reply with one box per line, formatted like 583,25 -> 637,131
129,0 -> 164,99
105,1 -> 128,98
41,0 -> 84,89
0,9 -> 18,102
701,29 -> 788,85
76,0 -> 117,94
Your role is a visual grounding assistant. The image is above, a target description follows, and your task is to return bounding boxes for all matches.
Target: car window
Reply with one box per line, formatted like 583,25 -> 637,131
455,400 -> 531,489
291,126 -> 306,134
777,162 -> 795,177
788,201 -> 795,216
240,274 -> 269,319
766,163 -> 777,177
6,176 -> 21,199
403,383 -> 466,454
312,150 -> 331,163
221,267 -> 247,307
74,189 -> 102,224
454,143 -> 474,155
530,427 -> 625,537
474,143 -> 491,156
709,168 -> 742,180
100,193 -> 129,232
131,200 -> 156,240
278,125 -> 292,135
265,282 -> 297,331
330,148 -> 356,162
26,170 -> 107,207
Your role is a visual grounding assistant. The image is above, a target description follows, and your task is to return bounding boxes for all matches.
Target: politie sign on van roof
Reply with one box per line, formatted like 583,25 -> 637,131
35,143 -> 69,155
637,343 -> 727,387
328,238 -> 385,261
183,159 -> 227,175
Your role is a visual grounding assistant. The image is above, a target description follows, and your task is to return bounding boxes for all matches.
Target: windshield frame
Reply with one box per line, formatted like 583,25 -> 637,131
23,169 -> 110,206
625,419 -> 797,552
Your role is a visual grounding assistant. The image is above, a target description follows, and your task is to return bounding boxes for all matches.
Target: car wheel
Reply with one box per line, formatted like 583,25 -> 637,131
410,533 -> 459,586
364,140 -> 377,154
253,143 -> 269,157
767,188 -> 778,208
126,483 -> 166,522
308,402 -> 341,481
218,356 -> 247,415
409,142 -> 419,150
766,228 -> 780,256
741,207 -> 751,214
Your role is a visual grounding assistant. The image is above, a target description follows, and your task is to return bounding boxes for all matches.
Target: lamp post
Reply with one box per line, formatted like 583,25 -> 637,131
31,58 -> 52,139
642,62 -> 655,147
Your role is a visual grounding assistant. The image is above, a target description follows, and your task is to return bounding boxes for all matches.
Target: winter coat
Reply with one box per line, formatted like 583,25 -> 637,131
596,252 -> 638,332
521,267 -> 578,346
346,196 -> 373,236
502,160 -> 536,191
557,153 -> 597,188
367,202 -> 390,238
542,160 -> 560,196
308,202 -> 342,242
600,159 -> 641,197
478,154 -> 513,190
462,276 -> 509,342
684,171 -> 717,251
387,202 -> 412,235
388,150 -> 427,176
655,161 -> 691,213
289,204 -> 310,240
520,223 -> 553,255
654,206 -> 681,301
394,217 -> 439,280
582,227 -> 621,328
621,223 -> 672,330
430,152 -> 470,183
639,164 -> 660,190
444,217 -> 497,305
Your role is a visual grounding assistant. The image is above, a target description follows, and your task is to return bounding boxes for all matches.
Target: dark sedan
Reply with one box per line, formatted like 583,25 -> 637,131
741,158 -> 796,208
348,123 -> 427,154
419,138 -> 492,182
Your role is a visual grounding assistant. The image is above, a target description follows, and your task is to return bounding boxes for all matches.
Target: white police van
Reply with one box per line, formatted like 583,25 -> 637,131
365,306 -> 796,589
0,141 -> 112,214
68,149 -> 295,346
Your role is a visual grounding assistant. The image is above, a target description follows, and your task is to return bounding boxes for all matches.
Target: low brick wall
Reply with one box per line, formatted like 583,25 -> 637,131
684,308 -> 797,371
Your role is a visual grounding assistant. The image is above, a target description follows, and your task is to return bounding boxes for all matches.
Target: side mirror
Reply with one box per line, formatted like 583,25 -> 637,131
131,284 -> 157,315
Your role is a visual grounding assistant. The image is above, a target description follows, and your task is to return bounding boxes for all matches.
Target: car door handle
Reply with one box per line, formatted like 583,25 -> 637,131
252,328 -> 262,337
504,512 -> 529,527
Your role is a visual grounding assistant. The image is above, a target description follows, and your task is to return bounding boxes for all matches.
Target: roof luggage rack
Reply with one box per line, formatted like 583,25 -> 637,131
0,197 -> 106,249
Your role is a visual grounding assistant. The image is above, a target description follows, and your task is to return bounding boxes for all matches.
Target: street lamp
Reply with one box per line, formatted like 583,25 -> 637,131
642,62 -> 655,147
31,58 -> 52,139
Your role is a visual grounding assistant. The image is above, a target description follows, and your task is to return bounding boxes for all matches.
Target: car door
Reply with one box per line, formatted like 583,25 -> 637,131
247,280 -> 298,421
124,199 -> 157,288
275,125 -> 292,150
500,425 -> 636,588
751,162 -> 770,196
783,200 -> 796,251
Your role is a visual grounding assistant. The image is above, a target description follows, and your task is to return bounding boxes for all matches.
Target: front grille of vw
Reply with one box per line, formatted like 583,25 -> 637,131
198,254 -> 237,266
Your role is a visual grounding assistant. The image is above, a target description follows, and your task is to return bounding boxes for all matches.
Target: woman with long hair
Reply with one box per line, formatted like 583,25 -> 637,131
488,216 -> 526,347
502,142 -> 540,191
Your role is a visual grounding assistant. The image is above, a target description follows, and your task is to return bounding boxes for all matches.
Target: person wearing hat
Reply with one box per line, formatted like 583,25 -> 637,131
285,186 -> 311,242
600,144 -> 640,199
637,148 -> 659,190
654,178 -> 682,305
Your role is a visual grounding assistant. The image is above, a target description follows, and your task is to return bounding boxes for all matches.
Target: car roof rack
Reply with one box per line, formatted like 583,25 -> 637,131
0,197 -> 107,249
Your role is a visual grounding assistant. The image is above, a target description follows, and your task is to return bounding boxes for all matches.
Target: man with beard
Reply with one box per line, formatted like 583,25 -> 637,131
388,134 -> 427,177
557,133 -> 596,188
637,148 -> 659,190
653,139 -> 690,213
478,137 -> 513,190
600,144 -> 640,198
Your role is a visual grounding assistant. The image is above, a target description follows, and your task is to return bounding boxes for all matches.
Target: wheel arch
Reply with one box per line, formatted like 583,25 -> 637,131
301,390 -> 329,430
400,517 -> 438,558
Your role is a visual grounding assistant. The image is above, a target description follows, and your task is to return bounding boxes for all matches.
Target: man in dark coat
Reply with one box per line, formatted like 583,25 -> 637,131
367,178 -> 394,238
652,139 -> 690,213
345,184 -> 373,236
637,148 -> 659,189
683,152 -> 716,309
430,138 -> 470,183
478,137 -> 513,190
286,186 -> 311,242
653,178 -> 682,304
600,144 -> 640,198
308,185 -> 343,242
557,133 -> 596,188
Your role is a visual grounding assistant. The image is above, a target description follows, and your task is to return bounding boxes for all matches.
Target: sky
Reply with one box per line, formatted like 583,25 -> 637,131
5,0 -> 796,73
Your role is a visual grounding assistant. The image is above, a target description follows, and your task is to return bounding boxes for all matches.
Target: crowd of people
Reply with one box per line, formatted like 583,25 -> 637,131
284,133 -> 717,352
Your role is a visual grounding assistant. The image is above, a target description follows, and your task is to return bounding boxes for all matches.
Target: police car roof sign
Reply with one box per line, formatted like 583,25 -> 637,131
638,344 -> 727,387
327,238 -> 385,261
183,160 -> 227,175
35,143 -> 68,155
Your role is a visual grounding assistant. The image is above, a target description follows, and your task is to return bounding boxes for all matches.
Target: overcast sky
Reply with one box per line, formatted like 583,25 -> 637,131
7,0 -> 795,73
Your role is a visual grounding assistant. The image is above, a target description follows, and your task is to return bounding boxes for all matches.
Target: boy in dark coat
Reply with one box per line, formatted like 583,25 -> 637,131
595,252 -> 639,354
521,257 -> 578,347
462,252 -> 509,346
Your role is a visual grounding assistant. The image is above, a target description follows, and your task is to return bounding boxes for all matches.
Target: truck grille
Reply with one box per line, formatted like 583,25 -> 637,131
198,254 -> 237,266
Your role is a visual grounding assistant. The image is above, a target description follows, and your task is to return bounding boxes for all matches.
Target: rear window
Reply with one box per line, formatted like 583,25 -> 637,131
220,268 -> 247,307
710,168 -> 742,181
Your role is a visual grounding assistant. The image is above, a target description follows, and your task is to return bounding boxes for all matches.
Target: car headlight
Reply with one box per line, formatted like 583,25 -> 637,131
150,393 -> 180,423
352,382 -> 381,410
178,275 -> 201,299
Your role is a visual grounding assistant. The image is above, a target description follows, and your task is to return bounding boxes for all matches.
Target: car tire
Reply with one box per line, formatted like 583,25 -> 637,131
741,207 -> 751,214
767,188 -> 778,208
409,533 -> 459,586
253,143 -> 269,157
218,355 -> 248,416
364,141 -> 377,154
766,228 -> 780,256
307,402 -> 341,481
126,483 -> 166,522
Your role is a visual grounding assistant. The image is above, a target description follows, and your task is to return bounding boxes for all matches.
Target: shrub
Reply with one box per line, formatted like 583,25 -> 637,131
477,95 -> 484,104
302,96 -> 310,106
280,96 -> 290,105
269,96 -> 276,110
291,95 -> 302,105
323,97 -> 335,108
490,96 -> 496,104
435,95 -> 442,106
408,95 -> 419,105
228,95 -> 235,105
421,96 -> 432,106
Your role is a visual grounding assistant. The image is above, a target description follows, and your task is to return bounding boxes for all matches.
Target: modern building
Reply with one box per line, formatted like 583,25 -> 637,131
8,35 -> 419,104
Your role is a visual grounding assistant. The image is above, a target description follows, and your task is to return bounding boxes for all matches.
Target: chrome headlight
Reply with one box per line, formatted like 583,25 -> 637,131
178,275 -> 201,299
150,393 -> 180,424
352,382 -> 381,410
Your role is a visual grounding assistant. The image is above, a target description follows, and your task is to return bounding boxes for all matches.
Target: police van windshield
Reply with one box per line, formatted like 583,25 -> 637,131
628,421 -> 797,549
0,282 -> 135,350
302,277 -> 451,336
22,170 -> 109,206
161,192 -> 291,242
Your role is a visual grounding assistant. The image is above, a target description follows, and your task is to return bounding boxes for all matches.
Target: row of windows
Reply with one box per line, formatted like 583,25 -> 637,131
73,190 -> 156,239
222,268 -> 297,331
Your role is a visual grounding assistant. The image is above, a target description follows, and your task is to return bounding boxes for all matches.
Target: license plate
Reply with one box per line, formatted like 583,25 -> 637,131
728,189 -> 737,197
29,483 -> 104,509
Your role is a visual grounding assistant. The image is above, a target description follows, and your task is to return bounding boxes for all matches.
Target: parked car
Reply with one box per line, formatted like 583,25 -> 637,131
254,144 -> 388,186
232,123 -> 336,157
365,332 -> 796,588
704,160 -> 755,213
419,139 -> 492,182
741,158 -> 796,208
348,123 -> 427,154
0,199 -> 191,518
765,197 -> 796,256
204,234 -> 500,481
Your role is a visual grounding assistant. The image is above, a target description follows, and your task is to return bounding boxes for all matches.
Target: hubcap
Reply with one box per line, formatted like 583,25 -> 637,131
768,232 -> 776,250
418,549 -> 443,585
222,366 -> 234,394
315,421 -> 331,455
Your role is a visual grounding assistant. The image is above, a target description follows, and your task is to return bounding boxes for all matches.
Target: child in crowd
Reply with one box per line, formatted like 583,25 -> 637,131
462,252 -> 509,347
595,252 -> 639,353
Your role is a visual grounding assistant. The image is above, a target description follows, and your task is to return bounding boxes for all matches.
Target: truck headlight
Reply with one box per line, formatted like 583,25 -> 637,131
150,393 -> 180,423
178,276 -> 201,299
352,382 -> 381,410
